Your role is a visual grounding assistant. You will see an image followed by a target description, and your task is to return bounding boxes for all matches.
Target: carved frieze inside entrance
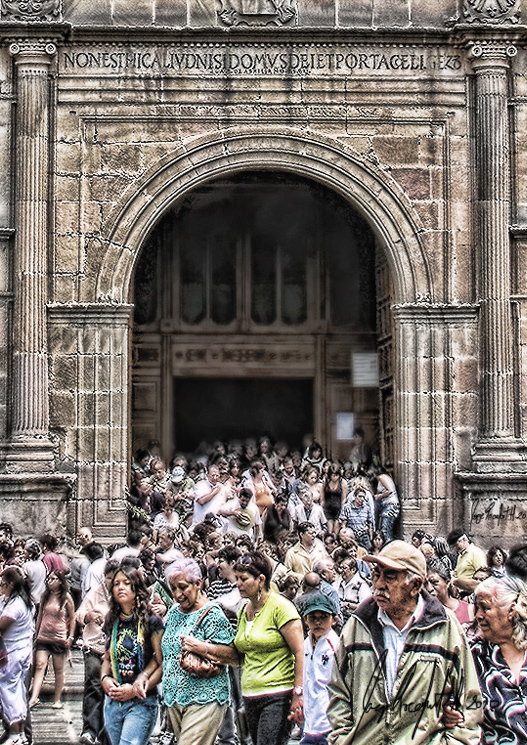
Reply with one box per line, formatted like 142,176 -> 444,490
131,171 -> 392,461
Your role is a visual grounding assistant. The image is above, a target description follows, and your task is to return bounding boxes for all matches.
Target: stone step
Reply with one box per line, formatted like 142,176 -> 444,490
29,648 -> 299,745
30,648 -> 83,744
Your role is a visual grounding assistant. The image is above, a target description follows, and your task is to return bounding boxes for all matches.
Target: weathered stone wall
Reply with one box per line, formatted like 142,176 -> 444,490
45,30 -> 476,537
0,0 -> 525,544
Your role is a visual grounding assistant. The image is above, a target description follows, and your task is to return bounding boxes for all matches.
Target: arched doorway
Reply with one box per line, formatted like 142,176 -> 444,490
131,172 -> 394,464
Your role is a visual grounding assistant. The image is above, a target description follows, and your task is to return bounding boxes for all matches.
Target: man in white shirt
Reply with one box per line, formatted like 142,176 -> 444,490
333,556 -> 371,623
192,464 -> 225,525
218,487 -> 261,542
290,488 -> 327,534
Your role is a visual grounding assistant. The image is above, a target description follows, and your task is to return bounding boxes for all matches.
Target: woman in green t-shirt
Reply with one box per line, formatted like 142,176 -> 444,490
181,550 -> 304,745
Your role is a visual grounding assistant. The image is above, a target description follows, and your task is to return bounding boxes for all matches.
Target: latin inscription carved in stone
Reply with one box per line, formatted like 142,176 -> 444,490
173,344 -> 314,370
61,44 -> 464,78
1,0 -> 62,22
218,0 -> 296,26
463,0 -> 520,24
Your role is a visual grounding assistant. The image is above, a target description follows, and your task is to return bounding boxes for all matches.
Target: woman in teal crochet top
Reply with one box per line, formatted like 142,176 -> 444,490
161,558 -> 235,745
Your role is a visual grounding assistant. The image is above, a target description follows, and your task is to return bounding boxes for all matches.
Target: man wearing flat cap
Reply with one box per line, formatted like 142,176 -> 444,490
328,540 -> 483,744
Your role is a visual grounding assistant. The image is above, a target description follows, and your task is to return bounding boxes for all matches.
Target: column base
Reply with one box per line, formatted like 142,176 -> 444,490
4,436 -> 56,473
456,471 -> 527,548
472,438 -> 527,473
0,473 -> 74,537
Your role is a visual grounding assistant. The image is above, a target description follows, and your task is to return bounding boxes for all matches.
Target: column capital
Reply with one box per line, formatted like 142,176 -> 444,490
8,38 -> 57,64
469,38 -> 517,67
455,27 -> 521,69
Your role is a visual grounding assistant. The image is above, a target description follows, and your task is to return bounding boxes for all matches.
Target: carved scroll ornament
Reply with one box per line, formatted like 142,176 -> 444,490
463,0 -> 520,25
1,0 -> 62,22
218,0 -> 296,26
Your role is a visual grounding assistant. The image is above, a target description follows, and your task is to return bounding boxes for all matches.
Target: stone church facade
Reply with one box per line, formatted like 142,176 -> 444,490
0,0 -> 526,546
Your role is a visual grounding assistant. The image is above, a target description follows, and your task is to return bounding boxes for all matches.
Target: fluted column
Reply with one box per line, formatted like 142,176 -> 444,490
470,40 -> 517,455
8,40 -> 56,469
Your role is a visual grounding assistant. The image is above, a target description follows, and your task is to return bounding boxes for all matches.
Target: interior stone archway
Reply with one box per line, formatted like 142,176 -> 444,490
129,170 -> 389,466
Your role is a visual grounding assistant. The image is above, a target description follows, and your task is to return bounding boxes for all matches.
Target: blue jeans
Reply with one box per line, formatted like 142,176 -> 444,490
104,695 -> 158,745
379,508 -> 399,543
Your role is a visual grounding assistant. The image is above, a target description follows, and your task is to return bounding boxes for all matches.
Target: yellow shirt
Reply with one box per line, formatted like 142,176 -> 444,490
234,593 -> 299,696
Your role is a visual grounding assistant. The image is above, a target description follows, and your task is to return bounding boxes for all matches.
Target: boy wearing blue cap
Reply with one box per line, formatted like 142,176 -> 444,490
301,591 -> 339,745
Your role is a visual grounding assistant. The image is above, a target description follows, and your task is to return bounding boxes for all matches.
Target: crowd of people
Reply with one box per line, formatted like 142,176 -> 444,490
0,432 -> 526,745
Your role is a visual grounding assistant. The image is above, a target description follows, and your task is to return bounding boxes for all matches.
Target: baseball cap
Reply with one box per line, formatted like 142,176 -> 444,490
302,591 -> 338,617
363,540 -> 427,580
171,466 -> 185,484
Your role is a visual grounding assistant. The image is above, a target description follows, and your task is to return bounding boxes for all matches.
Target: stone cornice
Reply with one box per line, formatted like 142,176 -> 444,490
47,302 -> 134,324
0,472 -> 75,491
392,303 -> 478,323
0,25 -> 68,45
59,26 -> 517,46
454,24 -> 525,46
510,224 -> 527,236
0,227 -> 15,239
0,24 -> 524,49
457,468 -> 527,485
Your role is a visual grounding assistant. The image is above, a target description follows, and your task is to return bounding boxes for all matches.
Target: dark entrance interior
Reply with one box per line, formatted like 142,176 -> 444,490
174,378 -> 313,454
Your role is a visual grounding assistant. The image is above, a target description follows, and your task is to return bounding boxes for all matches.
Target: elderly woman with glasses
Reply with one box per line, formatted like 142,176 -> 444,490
181,550 -> 304,745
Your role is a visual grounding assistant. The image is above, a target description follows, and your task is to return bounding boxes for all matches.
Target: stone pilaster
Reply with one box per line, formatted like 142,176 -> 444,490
7,39 -> 56,470
0,228 -> 15,453
468,38 -> 522,466
393,303 -> 478,536
48,303 -> 131,541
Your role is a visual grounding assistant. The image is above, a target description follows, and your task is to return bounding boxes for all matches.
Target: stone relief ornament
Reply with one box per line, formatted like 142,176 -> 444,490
1,0 -> 62,22
218,0 -> 296,26
463,0 -> 520,24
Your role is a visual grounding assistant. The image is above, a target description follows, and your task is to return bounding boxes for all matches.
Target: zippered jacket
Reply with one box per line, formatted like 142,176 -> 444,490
328,592 -> 483,745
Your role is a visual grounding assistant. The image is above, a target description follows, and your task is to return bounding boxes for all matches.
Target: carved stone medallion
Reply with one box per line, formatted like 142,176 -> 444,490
1,0 -> 62,22
217,0 -> 296,26
463,0 -> 520,25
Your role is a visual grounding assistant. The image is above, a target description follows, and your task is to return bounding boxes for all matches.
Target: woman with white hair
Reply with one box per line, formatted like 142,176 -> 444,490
471,575 -> 527,743
161,559 -> 234,745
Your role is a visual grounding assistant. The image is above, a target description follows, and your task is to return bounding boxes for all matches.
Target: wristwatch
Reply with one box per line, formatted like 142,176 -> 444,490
293,686 -> 303,696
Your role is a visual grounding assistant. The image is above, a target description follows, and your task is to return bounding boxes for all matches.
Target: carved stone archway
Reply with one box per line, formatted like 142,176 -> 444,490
63,129 -> 463,535
93,129 -> 435,306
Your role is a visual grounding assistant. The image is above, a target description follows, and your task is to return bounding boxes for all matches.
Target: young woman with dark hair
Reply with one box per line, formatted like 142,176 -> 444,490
100,564 -> 163,745
322,462 -> 348,535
